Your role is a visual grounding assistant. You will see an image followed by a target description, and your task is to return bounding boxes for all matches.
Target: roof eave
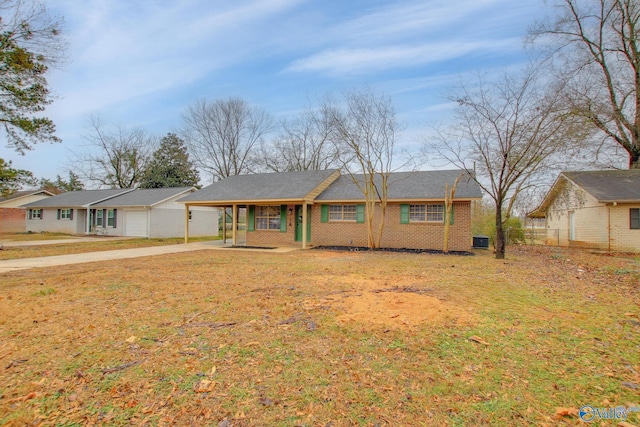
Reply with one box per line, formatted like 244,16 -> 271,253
146,188 -> 196,207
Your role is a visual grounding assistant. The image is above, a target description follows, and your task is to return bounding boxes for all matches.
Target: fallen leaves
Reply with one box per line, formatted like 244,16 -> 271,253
554,407 -> 579,419
468,335 -> 490,346
1,245 -> 639,426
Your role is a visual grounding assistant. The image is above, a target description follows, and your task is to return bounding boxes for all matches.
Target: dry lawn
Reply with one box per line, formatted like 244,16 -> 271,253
0,245 -> 639,426
0,236 -> 219,261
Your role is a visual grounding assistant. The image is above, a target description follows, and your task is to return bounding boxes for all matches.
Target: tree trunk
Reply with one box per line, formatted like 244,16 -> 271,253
630,150 -> 640,169
495,208 -> 506,259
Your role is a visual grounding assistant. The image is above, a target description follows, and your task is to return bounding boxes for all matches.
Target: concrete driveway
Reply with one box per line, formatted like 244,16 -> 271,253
0,240 -> 296,273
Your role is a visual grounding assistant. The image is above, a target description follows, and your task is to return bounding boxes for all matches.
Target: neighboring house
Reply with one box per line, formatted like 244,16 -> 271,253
0,189 -> 55,233
179,169 -> 483,251
528,170 -> 640,251
22,187 -> 218,238
91,187 -> 217,238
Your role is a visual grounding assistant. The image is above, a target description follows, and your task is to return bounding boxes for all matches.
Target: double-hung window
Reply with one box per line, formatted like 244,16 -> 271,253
107,209 -> 117,228
59,209 -> 72,220
409,204 -> 426,222
329,205 -> 357,222
426,204 -> 444,222
255,206 -> 280,230
631,208 -> 640,230
28,209 -> 43,220
96,209 -> 104,227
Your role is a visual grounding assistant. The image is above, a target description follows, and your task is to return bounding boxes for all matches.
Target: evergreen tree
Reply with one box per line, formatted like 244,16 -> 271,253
40,171 -> 84,193
0,158 -> 36,196
139,133 -> 199,188
1,0 -> 66,153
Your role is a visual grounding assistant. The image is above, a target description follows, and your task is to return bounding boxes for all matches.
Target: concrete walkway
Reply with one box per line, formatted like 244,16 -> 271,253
0,240 -> 297,274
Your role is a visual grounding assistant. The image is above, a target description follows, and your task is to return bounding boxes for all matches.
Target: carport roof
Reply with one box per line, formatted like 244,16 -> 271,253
178,170 -> 340,204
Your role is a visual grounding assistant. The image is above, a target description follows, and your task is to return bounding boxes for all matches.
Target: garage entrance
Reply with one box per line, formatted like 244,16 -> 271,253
124,210 -> 148,237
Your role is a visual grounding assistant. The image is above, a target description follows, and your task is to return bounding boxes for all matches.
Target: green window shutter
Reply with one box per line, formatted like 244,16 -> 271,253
321,205 -> 328,223
356,204 -> 365,224
70,209 -> 74,220
280,205 -> 287,232
400,204 -> 409,224
449,204 -> 454,225
57,209 -> 61,220
113,209 -> 117,228
247,205 -> 255,231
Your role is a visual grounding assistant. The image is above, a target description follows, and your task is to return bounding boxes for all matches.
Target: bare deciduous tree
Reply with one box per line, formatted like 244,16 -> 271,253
529,0 -> 640,168
429,67 -> 582,259
261,106 -> 343,172
71,116 -> 156,189
324,88 -> 402,249
181,97 -> 273,181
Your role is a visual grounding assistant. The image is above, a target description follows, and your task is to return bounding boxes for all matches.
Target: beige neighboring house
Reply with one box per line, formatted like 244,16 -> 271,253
0,189 -> 54,233
22,187 -> 218,238
529,170 -> 640,252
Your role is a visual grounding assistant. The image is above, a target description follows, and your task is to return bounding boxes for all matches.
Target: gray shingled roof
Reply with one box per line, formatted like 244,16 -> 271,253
179,170 -> 339,203
1,189 -> 53,202
316,170 -> 483,201
93,187 -> 194,207
21,189 -> 133,208
564,170 -> 640,202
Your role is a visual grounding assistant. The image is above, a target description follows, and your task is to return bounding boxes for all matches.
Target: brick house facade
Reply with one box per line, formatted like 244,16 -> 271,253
180,170 -> 482,251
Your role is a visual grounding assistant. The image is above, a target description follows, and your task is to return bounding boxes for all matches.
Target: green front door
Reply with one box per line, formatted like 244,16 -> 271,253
294,205 -> 311,242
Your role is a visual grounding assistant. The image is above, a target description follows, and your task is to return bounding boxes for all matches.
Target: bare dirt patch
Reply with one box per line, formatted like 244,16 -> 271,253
331,290 -> 475,330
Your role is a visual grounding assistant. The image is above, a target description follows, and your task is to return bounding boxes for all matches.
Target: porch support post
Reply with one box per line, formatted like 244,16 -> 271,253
232,204 -> 238,246
301,202 -> 308,249
184,204 -> 190,244
222,207 -> 227,244
86,207 -> 90,234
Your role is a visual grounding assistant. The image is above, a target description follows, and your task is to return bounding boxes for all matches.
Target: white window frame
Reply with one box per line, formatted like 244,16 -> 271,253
409,204 -> 426,222
426,204 -> 444,223
329,204 -> 357,222
255,205 -> 280,230
29,209 -> 43,220
107,209 -> 116,228
60,209 -> 72,220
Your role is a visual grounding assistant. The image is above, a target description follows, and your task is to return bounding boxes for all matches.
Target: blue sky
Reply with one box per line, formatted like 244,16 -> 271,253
3,0 -> 548,184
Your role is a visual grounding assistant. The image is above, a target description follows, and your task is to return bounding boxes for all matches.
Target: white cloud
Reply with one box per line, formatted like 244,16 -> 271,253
284,0 -> 535,77
48,0 -> 308,121
286,38 -> 521,76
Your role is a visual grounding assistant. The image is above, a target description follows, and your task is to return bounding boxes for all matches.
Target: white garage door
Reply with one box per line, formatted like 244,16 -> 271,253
125,210 -> 148,237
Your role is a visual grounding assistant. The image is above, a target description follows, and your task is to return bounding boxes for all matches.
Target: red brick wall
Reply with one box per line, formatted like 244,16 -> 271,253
245,202 -> 473,251
246,204 -> 298,247
0,208 -> 26,233
311,202 -> 472,251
